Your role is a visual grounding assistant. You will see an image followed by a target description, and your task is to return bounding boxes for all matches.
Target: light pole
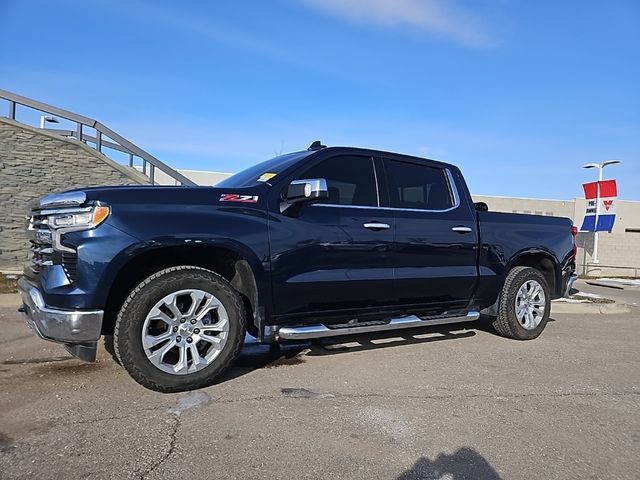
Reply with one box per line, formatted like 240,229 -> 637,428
40,115 -> 59,129
582,160 -> 621,263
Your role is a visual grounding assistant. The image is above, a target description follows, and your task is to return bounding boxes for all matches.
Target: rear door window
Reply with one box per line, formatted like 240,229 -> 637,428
385,159 -> 454,210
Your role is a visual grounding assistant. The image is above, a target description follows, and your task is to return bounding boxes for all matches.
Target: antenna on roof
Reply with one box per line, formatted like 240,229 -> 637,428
307,140 -> 326,151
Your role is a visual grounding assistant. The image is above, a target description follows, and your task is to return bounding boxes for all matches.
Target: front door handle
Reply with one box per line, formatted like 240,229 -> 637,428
363,222 -> 390,230
451,225 -> 473,233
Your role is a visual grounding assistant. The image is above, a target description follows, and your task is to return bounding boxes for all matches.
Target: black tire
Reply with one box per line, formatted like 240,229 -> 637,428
492,266 -> 551,340
103,335 -> 121,366
114,266 -> 246,392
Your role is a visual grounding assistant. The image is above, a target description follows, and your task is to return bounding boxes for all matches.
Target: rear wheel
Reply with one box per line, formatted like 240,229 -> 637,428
492,266 -> 550,340
114,266 -> 246,392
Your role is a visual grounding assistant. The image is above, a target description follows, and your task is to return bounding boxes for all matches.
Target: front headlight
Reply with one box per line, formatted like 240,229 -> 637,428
49,205 -> 110,230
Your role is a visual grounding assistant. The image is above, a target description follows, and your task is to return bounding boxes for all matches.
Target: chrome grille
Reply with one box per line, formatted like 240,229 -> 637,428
27,212 -> 53,275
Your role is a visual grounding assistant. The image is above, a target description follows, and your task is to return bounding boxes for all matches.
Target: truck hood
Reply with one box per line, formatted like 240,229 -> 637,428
67,184 -> 269,207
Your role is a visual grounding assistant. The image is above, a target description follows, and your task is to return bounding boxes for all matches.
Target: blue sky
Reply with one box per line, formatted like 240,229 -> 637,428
1,0 -> 638,199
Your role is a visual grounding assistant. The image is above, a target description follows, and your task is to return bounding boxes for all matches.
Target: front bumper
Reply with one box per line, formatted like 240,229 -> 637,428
18,277 -> 103,361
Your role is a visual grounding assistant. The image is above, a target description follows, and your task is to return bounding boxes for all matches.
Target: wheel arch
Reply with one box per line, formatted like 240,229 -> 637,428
481,249 -> 561,316
508,249 -> 560,297
100,242 -> 266,337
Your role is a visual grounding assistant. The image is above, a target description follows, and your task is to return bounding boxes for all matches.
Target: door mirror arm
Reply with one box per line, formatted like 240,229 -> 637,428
280,178 -> 329,213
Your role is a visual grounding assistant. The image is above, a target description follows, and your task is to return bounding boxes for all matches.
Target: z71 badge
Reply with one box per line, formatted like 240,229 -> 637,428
219,194 -> 259,203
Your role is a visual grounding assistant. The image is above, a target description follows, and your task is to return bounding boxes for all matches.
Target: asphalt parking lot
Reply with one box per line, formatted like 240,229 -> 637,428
1,287 -> 639,480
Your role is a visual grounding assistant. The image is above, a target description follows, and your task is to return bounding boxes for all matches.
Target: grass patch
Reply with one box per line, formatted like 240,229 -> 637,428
0,274 -> 19,294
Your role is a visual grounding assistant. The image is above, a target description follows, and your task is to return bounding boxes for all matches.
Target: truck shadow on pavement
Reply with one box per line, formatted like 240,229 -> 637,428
461,314 -> 556,336
398,448 -> 502,480
217,320 -> 481,384
109,315 -> 546,387
305,323 -> 477,357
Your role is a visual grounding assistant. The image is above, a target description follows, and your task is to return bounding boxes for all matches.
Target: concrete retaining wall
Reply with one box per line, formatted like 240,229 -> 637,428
0,117 -> 147,272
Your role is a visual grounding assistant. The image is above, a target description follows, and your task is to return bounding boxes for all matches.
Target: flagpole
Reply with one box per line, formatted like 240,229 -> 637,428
592,166 -> 602,264
583,160 -> 621,266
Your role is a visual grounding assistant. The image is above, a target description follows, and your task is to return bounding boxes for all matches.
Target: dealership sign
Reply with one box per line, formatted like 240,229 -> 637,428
580,179 -> 617,232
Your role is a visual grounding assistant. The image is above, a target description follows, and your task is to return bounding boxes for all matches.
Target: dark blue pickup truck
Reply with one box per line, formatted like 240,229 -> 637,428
19,144 -> 577,392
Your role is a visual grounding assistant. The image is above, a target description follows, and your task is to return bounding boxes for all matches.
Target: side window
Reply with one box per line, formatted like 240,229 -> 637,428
300,156 -> 378,207
386,160 -> 454,210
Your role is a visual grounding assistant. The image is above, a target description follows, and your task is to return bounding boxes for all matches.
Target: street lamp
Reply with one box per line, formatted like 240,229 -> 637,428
40,115 -> 59,129
582,160 -> 622,263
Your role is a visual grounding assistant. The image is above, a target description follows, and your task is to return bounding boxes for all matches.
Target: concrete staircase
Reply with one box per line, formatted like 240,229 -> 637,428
0,89 -> 195,186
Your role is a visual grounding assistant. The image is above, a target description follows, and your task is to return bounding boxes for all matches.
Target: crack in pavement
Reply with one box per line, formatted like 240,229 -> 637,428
138,415 -> 180,480
58,405 -> 171,426
25,389 -> 639,431
3,387 -> 637,478
137,391 -> 210,479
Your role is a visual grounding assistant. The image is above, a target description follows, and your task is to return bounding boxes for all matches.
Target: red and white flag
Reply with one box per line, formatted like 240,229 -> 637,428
580,179 -> 617,232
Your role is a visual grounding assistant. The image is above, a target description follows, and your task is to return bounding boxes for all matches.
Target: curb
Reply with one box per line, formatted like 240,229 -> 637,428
551,301 -> 630,315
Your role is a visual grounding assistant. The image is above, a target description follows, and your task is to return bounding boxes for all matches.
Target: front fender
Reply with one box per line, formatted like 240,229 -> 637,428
39,223 -> 143,310
94,204 -> 271,311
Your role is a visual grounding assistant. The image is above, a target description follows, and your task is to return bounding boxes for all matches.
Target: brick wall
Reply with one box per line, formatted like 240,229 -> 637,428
576,232 -> 640,277
0,117 -> 147,271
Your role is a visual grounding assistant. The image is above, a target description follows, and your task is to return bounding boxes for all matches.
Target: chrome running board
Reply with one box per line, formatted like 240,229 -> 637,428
276,311 -> 480,341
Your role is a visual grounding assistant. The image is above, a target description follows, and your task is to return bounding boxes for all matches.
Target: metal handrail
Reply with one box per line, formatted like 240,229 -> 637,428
0,88 -> 196,186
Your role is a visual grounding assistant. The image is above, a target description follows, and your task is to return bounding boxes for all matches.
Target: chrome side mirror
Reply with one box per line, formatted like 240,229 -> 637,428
281,178 -> 328,213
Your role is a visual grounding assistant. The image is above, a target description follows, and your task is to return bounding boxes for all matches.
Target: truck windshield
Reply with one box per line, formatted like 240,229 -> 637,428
216,151 -> 313,188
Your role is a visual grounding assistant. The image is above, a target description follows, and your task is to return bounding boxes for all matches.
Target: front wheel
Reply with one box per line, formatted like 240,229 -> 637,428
492,266 -> 551,340
114,266 -> 246,392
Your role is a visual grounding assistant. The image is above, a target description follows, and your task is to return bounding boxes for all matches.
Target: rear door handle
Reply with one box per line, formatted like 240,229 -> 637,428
363,222 -> 390,230
451,226 -> 473,233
